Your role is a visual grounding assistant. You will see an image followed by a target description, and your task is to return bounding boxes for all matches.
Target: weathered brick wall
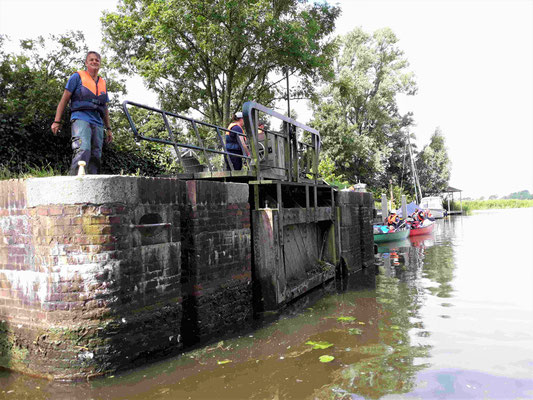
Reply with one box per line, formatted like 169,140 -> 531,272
0,176 -> 373,379
335,190 -> 375,273
180,180 -> 252,344
0,177 -> 183,379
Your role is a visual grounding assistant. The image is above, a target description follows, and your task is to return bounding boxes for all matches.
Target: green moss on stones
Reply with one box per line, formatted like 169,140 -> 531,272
0,321 -> 30,368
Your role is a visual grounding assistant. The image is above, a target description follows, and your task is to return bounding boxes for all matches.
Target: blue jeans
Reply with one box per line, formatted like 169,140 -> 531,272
70,119 -> 104,175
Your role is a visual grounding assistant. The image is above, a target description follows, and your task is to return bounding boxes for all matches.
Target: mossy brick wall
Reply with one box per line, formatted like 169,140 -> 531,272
336,191 -> 375,273
0,176 -> 370,379
180,180 -> 252,344
0,176 -> 183,379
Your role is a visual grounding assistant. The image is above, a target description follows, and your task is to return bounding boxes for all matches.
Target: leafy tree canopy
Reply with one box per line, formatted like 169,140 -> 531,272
505,190 -> 532,200
310,27 -> 417,189
415,127 -> 451,195
101,0 -> 340,125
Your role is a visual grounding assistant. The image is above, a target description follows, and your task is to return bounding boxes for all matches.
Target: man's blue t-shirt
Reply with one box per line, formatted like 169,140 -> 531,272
66,72 -> 109,127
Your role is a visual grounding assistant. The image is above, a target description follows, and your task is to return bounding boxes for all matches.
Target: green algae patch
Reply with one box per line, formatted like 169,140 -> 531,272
319,355 -> 335,363
337,316 -> 357,322
305,341 -> 333,350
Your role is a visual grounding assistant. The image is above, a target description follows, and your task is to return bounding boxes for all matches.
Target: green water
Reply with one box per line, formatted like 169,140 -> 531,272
1,208 -> 532,399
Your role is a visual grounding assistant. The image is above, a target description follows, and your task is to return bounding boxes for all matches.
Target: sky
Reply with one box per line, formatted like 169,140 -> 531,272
1,0 -> 532,199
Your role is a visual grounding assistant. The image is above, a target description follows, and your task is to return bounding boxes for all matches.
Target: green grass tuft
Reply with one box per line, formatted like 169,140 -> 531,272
0,163 -> 63,180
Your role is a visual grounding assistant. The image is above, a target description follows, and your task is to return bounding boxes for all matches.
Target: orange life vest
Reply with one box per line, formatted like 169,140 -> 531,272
227,122 -> 240,131
70,70 -> 107,117
387,214 -> 399,225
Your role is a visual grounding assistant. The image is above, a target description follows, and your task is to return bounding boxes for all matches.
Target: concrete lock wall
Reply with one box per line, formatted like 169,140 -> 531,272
336,190 -> 375,272
0,176 -> 370,380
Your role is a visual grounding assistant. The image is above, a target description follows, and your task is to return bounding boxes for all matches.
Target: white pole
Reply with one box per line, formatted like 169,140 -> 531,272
402,195 -> 407,219
407,134 -> 423,203
381,194 -> 388,224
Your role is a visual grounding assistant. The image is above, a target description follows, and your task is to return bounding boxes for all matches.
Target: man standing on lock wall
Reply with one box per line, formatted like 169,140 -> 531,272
51,51 -> 112,175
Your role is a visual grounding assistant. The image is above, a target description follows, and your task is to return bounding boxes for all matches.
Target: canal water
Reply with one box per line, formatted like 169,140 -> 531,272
1,208 -> 532,399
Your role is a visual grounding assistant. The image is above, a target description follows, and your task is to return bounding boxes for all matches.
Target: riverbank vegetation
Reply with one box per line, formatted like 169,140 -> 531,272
0,0 -> 450,199
500,190 -> 532,200
452,199 -> 533,213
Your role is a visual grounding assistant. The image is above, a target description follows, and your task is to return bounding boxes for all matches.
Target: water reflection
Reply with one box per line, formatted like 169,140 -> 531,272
312,235 -> 438,399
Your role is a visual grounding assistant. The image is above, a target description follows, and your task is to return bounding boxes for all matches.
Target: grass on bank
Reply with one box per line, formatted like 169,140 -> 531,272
0,163 -> 63,180
452,199 -> 533,213
372,198 -> 533,217
0,164 -> 146,180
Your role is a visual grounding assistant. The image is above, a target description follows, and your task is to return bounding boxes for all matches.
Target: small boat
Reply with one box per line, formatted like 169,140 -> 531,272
419,196 -> 447,219
409,220 -> 435,236
373,228 -> 410,243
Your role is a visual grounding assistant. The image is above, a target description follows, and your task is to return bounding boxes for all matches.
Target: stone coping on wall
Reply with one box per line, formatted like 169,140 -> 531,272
24,176 -> 249,208
25,175 -> 157,206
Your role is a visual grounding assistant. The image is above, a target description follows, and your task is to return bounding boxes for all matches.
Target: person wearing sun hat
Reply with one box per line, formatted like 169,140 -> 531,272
225,111 -> 249,170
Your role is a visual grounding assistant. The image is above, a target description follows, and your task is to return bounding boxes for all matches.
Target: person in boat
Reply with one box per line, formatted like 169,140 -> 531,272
387,212 -> 401,229
410,208 -> 425,229
51,51 -> 112,175
225,112 -> 250,170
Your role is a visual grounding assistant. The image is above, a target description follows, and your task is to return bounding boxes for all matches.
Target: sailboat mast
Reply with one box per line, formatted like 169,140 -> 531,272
407,134 -> 423,204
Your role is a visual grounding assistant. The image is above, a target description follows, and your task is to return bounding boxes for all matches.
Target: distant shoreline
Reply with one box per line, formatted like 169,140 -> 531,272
454,199 -> 533,213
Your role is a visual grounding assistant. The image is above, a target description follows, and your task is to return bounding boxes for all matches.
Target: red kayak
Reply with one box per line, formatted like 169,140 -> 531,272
409,221 -> 435,236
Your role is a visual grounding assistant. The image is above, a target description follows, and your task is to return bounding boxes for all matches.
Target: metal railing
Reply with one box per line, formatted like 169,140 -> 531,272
122,100 -> 321,182
242,101 -> 321,183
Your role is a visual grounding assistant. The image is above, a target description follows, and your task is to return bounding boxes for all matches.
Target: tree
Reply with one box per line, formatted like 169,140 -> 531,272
506,190 -> 532,200
415,127 -> 451,195
101,0 -> 340,125
318,154 -> 349,188
310,27 -> 417,189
